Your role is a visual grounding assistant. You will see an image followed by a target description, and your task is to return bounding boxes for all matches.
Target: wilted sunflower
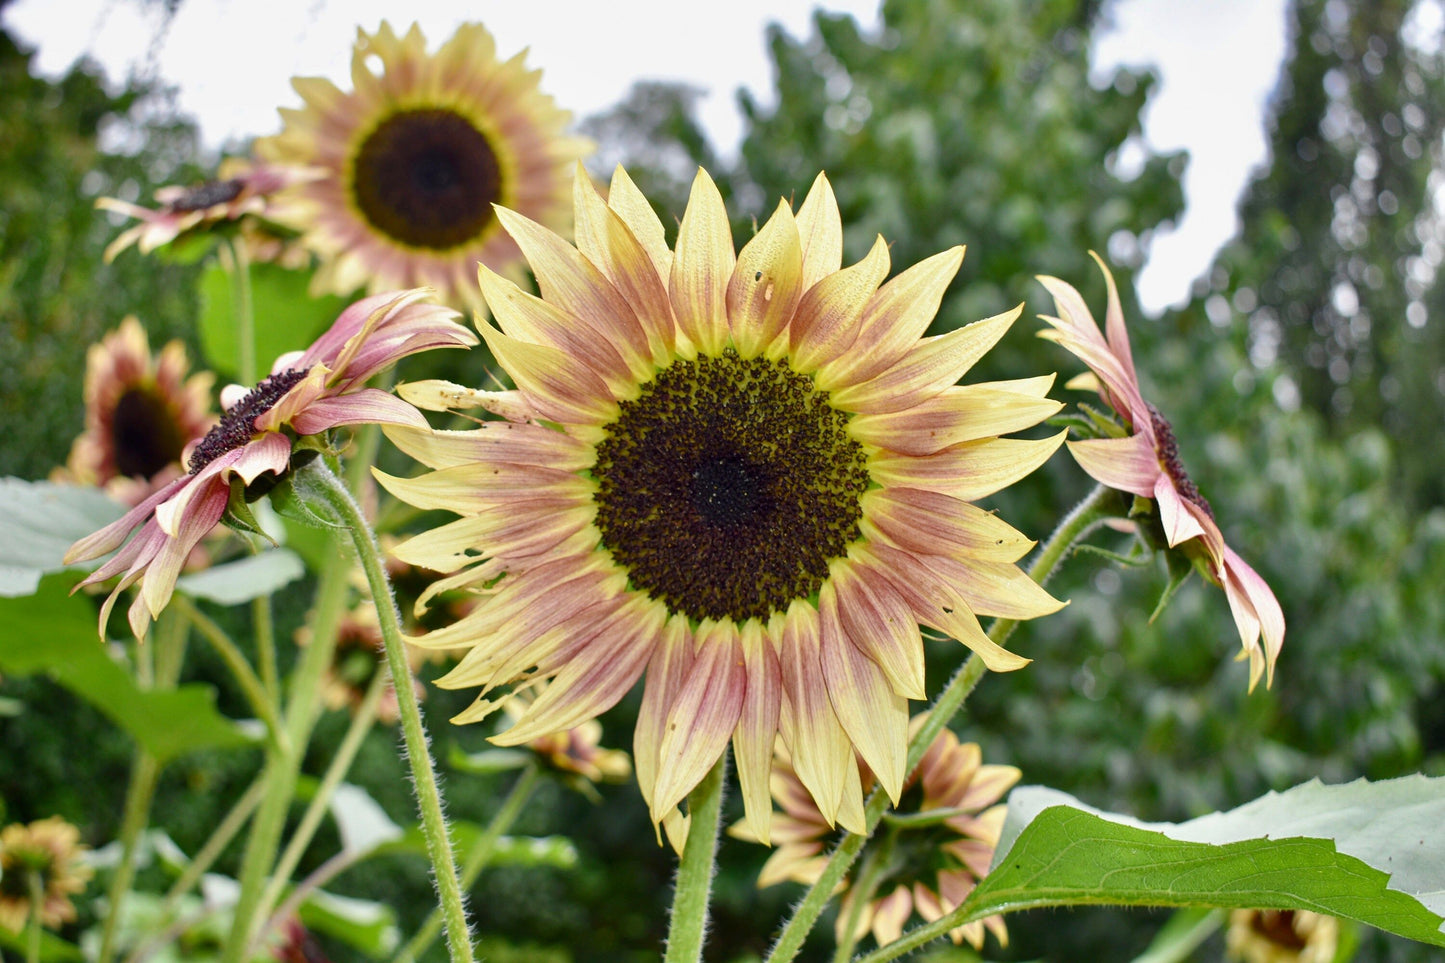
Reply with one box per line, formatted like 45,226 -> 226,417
0,816 -> 93,933
256,21 -> 591,312
379,166 -> 1064,840
54,317 -> 216,506
65,289 -> 473,640
1037,254 -> 1284,689
1226,909 -> 1340,963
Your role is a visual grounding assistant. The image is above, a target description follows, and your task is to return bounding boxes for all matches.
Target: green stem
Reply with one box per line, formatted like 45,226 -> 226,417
398,763 -> 542,963
221,748 -> 295,963
253,671 -> 387,942
253,592 -> 278,707
223,235 -> 255,387
831,830 -> 896,963
171,595 -> 286,753
308,461 -> 474,963
1130,908 -> 1228,963
663,756 -> 727,963
25,873 -> 42,963
158,775 -> 268,913
97,610 -> 187,963
766,484 -> 1115,963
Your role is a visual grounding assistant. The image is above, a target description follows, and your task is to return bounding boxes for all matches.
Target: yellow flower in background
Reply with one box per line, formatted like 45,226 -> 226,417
0,816 -> 92,933
731,719 -> 1017,951
1227,909 -> 1340,963
256,21 -> 591,313
1037,254 -> 1285,690
379,165 -> 1063,841
53,317 -> 216,506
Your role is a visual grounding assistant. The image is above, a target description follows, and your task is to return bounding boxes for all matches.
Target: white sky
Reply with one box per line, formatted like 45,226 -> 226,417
3,0 -> 1289,312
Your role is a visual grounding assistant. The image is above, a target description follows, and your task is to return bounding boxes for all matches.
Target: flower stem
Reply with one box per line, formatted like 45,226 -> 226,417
25,873 -> 43,963
765,484 -> 1115,963
398,763 -> 542,963
663,756 -> 727,963
831,829 -> 897,963
223,235 -> 255,387
171,594 -> 287,753
96,609 -> 187,963
306,461 -> 475,963
253,672 -> 387,945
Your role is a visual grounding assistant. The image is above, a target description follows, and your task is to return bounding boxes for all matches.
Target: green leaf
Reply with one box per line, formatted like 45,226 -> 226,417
970,777 -> 1445,946
198,259 -> 347,380
329,782 -> 404,856
0,575 -> 255,763
372,821 -> 578,870
0,478 -> 124,597
0,927 -> 84,962
449,744 -> 533,774
174,549 -> 304,605
296,889 -> 398,959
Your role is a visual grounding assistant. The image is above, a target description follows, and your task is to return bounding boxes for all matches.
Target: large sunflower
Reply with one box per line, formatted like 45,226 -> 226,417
379,166 -> 1065,840
256,21 -> 591,312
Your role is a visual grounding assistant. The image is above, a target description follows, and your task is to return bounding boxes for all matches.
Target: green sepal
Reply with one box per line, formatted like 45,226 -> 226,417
1149,549 -> 1195,623
267,454 -> 345,531
220,475 -> 277,545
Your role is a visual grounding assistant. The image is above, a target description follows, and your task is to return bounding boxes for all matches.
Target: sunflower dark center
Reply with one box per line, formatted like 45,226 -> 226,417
169,178 -> 244,213
111,387 -> 186,479
1148,403 -> 1214,520
592,349 -> 870,622
188,368 -> 309,474
351,108 -> 502,250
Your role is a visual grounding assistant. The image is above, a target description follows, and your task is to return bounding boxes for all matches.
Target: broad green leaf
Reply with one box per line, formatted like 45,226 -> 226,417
967,777 -> 1445,946
198,259 -> 347,380
329,782 -> 404,856
174,549 -> 304,605
297,889 -> 398,959
449,744 -> 532,774
0,576 -> 255,763
0,478 -> 124,597
0,927 -> 84,962
373,821 -> 578,870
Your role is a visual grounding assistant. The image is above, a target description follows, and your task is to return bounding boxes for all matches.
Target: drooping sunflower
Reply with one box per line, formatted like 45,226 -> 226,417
0,816 -> 93,933
380,166 -> 1065,839
53,317 -> 216,506
255,21 -> 591,313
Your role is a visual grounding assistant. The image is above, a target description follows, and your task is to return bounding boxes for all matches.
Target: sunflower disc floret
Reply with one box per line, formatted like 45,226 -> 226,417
379,165 -> 1066,841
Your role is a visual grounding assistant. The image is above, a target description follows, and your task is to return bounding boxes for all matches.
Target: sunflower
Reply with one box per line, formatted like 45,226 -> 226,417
731,719 -> 1016,951
0,816 -> 93,933
255,21 -> 591,313
1037,254 -> 1284,689
379,166 -> 1064,839
1226,909 -> 1340,963
54,317 -> 216,506
65,289 -> 474,640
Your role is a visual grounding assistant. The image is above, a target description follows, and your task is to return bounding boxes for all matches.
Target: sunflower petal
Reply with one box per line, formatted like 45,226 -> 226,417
728,199 -> 803,358
788,235 -> 890,370
732,620 -> 782,845
671,169 -> 735,357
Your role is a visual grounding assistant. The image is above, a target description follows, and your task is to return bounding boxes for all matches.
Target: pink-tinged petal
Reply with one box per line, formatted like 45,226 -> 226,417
727,199 -> 803,359
870,885 -> 914,947
383,421 -> 593,473
493,597 -> 664,743
818,584 -> 908,802
65,475 -> 189,564
389,499 -> 593,573
868,431 -> 1067,502
787,235 -> 890,371
155,434 -> 290,537
919,551 -> 1066,621
142,478 -> 229,619
775,603 -> 854,826
607,164 -> 674,282
373,462 -> 593,515
829,560 -> 926,700
828,305 -> 1024,413
297,289 -> 418,371
849,386 -> 1062,456
670,169 -> 735,357
794,172 -> 843,289
958,764 -> 1022,814
853,542 -> 1033,673
732,620 -> 782,844
477,263 -> 635,395
1153,473 -> 1211,547
814,246 -> 965,390
1066,432 -> 1160,499
476,323 -> 618,426
1220,546 -> 1285,690
395,381 -> 537,420
1090,250 -> 1140,393
633,616 -> 694,830
650,621 -> 747,821
1036,269 -> 1148,424
860,488 -> 1035,564
572,166 -> 675,363
491,206 -> 653,381
287,389 -> 427,434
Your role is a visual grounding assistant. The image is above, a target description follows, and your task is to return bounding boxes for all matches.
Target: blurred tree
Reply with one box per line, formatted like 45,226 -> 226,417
0,12 -> 204,480
1203,0 -> 1445,508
